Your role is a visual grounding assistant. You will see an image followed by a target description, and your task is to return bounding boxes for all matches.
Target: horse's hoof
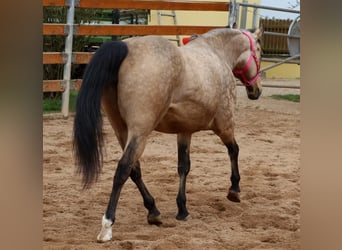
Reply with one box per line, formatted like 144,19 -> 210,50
147,213 -> 162,225
97,232 -> 112,243
176,213 -> 191,221
227,190 -> 241,202
96,214 -> 113,243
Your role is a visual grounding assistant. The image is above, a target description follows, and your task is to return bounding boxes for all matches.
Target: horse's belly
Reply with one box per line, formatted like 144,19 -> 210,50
155,102 -> 215,133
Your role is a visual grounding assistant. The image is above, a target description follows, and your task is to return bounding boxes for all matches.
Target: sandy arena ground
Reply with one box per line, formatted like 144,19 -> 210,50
43,80 -> 300,249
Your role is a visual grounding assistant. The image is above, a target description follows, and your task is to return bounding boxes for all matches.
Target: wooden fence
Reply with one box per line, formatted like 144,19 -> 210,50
43,0 -> 231,116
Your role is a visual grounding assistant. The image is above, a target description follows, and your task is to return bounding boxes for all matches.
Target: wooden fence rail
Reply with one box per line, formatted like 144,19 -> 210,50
43,0 -> 230,11
43,24 -> 223,36
43,52 -> 95,64
43,0 -> 231,103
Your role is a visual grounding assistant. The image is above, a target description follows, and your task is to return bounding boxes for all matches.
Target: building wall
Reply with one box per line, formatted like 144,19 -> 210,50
149,0 -> 262,26
261,62 -> 300,79
148,0 -> 299,79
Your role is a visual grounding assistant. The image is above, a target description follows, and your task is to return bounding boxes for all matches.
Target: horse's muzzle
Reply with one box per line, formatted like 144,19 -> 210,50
246,86 -> 262,100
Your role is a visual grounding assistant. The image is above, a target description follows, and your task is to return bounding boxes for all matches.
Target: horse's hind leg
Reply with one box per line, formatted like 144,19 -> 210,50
130,161 -> 162,225
99,88 -> 161,242
97,135 -> 152,242
176,133 -> 192,220
97,137 -> 136,242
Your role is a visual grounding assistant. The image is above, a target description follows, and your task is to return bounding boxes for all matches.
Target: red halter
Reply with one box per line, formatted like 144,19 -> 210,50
232,31 -> 261,86
182,30 -> 261,86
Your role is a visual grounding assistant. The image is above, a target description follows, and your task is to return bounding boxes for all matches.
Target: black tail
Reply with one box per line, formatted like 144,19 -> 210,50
73,41 -> 128,188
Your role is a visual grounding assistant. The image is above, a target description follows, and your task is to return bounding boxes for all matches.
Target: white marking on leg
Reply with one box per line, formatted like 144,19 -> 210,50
96,214 -> 113,242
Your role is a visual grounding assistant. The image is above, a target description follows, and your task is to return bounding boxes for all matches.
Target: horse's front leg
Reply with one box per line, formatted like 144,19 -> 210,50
215,128 -> 241,202
176,133 -> 192,220
226,139 -> 241,202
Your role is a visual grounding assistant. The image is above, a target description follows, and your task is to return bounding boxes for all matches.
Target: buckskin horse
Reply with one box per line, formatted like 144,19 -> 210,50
73,27 -> 263,242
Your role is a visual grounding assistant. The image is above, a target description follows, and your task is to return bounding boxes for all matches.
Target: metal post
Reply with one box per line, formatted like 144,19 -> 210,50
238,2 -> 300,14
112,9 -> 120,41
240,0 -> 248,29
252,7 -> 258,29
235,2 -> 240,27
261,54 -> 300,72
157,10 -> 162,24
61,0 -> 75,117
228,0 -> 240,28
228,0 -> 236,28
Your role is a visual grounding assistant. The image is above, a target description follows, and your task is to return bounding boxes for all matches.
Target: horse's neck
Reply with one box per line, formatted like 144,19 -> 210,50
203,30 -> 246,69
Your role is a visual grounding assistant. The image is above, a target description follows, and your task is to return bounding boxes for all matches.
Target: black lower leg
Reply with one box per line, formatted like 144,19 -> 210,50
104,138 -> 137,223
105,159 -> 132,224
130,161 -> 161,225
226,141 -> 241,202
176,143 -> 191,220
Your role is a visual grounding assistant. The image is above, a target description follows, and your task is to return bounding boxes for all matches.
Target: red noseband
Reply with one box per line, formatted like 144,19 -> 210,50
232,31 -> 261,86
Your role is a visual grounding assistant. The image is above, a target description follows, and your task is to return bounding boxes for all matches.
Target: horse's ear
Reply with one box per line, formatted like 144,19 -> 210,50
226,22 -> 237,29
254,26 -> 264,39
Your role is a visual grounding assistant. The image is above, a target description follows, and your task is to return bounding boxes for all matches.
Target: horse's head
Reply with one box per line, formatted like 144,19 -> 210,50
233,28 -> 263,100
